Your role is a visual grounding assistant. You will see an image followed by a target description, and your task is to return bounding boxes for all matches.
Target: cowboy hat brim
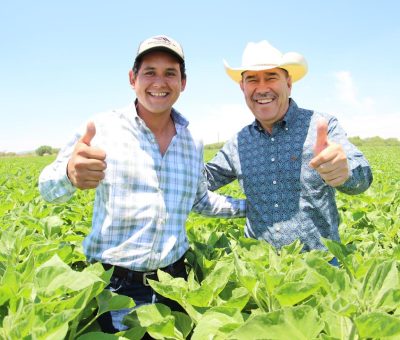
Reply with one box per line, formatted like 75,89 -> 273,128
224,52 -> 308,83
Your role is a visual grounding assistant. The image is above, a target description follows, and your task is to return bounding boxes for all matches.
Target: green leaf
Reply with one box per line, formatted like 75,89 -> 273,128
274,279 -> 321,307
77,332 -> 130,340
186,259 -> 234,306
37,310 -> 75,340
35,255 -> 106,297
233,254 -> 257,292
191,307 -> 244,340
229,305 -> 324,339
263,271 -> 285,295
218,286 -> 250,309
96,290 -> 135,315
172,311 -> 194,339
124,304 -> 182,339
42,215 -> 63,237
355,312 -> 400,338
119,327 -> 146,340
148,271 -> 188,304
320,310 -> 353,339
305,253 -> 345,288
331,297 -> 358,317
128,303 -> 171,327
280,239 -> 304,257
146,316 -> 176,339
361,260 -> 399,308
377,289 -> 400,312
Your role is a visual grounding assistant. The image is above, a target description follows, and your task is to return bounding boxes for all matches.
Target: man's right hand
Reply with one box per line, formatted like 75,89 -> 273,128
67,122 -> 107,189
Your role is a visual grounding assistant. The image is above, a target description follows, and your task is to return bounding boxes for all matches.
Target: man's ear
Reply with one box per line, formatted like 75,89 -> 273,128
181,78 -> 187,92
287,76 -> 293,94
239,80 -> 244,92
129,70 -> 135,88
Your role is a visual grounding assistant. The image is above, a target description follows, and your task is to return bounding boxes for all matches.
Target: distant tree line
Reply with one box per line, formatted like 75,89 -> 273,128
1,137 -> 398,158
0,152 -> 17,157
348,136 -> 400,147
35,145 -> 60,156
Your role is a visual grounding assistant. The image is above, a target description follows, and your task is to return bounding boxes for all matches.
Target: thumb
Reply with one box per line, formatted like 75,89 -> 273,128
313,118 -> 328,156
80,121 -> 96,146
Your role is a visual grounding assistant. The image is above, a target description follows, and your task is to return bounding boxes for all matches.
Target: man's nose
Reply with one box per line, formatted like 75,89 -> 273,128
257,79 -> 271,89
153,75 -> 167,86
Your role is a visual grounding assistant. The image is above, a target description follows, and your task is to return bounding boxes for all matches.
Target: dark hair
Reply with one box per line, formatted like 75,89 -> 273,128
241,67 -> 290,80
280,68 -> 290,78
132,53 -> 186,80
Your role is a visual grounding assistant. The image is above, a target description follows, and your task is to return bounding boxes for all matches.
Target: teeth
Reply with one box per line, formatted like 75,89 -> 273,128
150,92 -> 167,97
257,98 -> 273,104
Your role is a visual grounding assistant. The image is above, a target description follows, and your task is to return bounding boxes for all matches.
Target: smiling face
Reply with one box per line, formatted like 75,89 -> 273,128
240,68 -> 292,133
129,51 -> 186,118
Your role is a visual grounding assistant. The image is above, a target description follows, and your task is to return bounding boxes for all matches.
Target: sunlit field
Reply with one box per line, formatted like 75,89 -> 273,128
0,145 -> 399,339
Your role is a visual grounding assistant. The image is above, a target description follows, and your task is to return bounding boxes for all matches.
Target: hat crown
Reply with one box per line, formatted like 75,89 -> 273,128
242,40 -> 283,67
223,40 -> 308,83
136,35 -> 184,61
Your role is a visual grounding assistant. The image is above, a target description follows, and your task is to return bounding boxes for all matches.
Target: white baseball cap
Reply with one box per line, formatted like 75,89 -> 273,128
135,35 -> 184,63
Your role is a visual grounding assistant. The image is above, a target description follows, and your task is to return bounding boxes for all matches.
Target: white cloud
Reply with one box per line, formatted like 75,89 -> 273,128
332,71 -> 399,139
334,71 -> 375,112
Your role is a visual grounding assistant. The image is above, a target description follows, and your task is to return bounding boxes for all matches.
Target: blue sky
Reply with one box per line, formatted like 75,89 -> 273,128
1,0 -> 399,152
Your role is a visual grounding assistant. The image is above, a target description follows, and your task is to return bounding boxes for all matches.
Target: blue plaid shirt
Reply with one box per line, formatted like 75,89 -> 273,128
39,102 -> 246,270
205,99 -> 372,251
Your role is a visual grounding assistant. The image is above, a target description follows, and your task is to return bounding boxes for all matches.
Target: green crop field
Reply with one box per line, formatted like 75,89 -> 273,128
0,146 -> 399,339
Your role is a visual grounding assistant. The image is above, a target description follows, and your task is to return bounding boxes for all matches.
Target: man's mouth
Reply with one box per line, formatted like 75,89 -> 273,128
149,92 -> 168,97
255,98 -> 273,104
253,93 -> 275,104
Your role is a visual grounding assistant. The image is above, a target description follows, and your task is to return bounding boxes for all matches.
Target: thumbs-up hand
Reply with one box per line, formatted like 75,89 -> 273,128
309,118 -> 350,187
67,122 -> 107,189
313,118 -> 328,155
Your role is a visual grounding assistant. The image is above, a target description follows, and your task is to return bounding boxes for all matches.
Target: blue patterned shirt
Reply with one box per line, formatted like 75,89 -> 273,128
205,99 -> 372,251
39,102 -> 246,270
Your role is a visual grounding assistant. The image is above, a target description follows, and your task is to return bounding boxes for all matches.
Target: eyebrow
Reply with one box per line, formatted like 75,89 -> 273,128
243,71 -> 280,80
142,66 -> 178,73
243,74 -> 257,80
264,71 -> 279,76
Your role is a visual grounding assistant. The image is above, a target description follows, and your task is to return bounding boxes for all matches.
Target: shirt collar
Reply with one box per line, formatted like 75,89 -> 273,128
251,98 -> 298,132
282,98 -> 298,127
132,99 -> 189,129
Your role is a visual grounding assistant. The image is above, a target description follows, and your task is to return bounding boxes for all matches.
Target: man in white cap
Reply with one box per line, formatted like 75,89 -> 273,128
39,35 -> 246,332
205,41 -> 372,259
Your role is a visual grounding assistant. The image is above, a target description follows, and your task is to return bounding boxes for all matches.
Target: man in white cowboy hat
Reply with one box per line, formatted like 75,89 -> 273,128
205,40 -> 372,258
39,35 -> 246,332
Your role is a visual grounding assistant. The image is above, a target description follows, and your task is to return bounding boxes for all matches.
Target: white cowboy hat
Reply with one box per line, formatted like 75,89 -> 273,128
224,40 -> 308,83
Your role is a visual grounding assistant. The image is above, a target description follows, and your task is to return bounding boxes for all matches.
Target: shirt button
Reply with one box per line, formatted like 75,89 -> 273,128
276,226 -> 281,232
274,203 -> 279,208
271,138 -> 275,142
285,127 -> 289,131
271,158 -> 275,162
273,180 -> 277,184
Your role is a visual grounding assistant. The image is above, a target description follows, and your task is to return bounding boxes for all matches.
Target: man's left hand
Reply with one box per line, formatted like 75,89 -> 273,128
309,119 -> 350,187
